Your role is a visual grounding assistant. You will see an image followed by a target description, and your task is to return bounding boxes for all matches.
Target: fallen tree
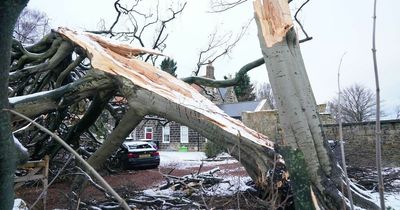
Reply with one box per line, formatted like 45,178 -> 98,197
9,27 -> 276,186
3,0 -> 381,209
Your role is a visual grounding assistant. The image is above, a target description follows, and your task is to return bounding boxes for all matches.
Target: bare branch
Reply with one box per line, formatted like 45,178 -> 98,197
209,0 -> 248,13
294,0 -> 313,43
183,57 -> 264,88
14,8 -> 50,44
91,1 -> 186,65
336,52 -> 354,210
193,18 -> 252,76
371,0 -> 385,208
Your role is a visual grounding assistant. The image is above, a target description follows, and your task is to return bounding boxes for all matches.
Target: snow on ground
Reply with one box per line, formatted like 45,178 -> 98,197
370,192 -> 400,209
159,151 -> 238,169
369,167 -> 400,209
148,152 -> 252,197
204,176 -> 253,196
159,152 -> 400,209
13,198 -> 28,210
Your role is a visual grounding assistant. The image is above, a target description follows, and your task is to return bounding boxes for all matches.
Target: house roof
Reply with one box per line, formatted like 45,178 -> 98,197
218,100 -> 266,119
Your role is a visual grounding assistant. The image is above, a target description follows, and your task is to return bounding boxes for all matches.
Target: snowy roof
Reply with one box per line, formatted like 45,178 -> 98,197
218,100 -> 263,119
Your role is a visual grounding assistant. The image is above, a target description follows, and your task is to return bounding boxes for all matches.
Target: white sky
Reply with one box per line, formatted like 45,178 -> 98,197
28,0 -> 400,118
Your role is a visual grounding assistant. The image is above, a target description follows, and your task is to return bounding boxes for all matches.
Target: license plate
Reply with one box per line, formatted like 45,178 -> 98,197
139,154 -> 151,158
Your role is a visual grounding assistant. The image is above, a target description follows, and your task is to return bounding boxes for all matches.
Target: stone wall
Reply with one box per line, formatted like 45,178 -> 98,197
242,110 -> 282,142
242,110 -> 400,167
323,120 -> 400,167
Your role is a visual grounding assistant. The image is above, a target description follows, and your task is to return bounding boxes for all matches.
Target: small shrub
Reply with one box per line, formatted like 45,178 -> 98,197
204,141 -> 226,158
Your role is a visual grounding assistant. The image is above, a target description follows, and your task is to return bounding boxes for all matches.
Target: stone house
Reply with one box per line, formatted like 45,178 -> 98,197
128,63 -> 268,151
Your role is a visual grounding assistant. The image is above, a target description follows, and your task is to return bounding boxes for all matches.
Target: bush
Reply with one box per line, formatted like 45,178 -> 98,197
204,141 -> 226,158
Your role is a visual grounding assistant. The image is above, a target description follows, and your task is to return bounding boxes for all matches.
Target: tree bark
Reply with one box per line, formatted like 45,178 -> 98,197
87,108 -> 145,170
0,0 -> 29,209
9,72 -> 115,121
72,108 -> 145,194
120,79 -> 275,181
253,0 -> 378,209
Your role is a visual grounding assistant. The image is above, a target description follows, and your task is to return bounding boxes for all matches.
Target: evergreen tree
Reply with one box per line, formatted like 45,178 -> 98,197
160,58 -> 177,77
234,73 -> 256,102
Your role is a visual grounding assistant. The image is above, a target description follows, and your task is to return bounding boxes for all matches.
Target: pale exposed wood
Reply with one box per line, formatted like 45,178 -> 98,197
57,27 -> 274,153
253,0 -> 293,48
57,27 -> 277,184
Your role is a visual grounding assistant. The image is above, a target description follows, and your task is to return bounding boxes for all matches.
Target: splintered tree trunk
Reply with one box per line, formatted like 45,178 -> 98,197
57,28 -> 277,184
253,0 -> 378,209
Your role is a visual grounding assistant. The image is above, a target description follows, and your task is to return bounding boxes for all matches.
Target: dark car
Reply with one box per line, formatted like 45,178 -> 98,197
118,141 -> 160,169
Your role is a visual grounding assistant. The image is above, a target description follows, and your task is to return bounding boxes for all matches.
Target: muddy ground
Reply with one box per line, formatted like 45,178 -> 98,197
15,161 -> 258,209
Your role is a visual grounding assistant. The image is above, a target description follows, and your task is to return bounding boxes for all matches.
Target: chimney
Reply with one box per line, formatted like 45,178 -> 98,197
206,61 -> 215,79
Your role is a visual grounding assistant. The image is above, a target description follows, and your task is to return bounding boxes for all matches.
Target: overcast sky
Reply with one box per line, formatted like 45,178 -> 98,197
28,0 -> 400,118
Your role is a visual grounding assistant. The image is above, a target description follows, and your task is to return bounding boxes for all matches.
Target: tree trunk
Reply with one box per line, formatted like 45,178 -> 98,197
72,108 -> 145,195
253,0 -> 378,209
0,1 -> 29,209
58,28 -> 277,184
87,108 -> 145,170
120,79 -> 275,181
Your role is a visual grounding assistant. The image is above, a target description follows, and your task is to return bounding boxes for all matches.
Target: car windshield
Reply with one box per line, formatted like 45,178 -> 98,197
128,144 -> 152,150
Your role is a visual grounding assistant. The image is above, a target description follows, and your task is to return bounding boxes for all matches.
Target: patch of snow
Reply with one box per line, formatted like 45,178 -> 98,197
159,152 -> 238,169
144,188 -> 177,197
370,192 -> 400,210
13,198 -> 28,210
383,167 -> 400,175
219,166 -> 245,174
205,176 -> 253,196
393,179 -> 400,189
214,152 -> 234,159
143,175 -> 252,198
149,152 -> 252,198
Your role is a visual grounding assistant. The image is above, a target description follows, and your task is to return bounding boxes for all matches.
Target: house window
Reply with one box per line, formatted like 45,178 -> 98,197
162,126 -> 170,143
144,127 -> 153,140
180,126 -> 189,143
